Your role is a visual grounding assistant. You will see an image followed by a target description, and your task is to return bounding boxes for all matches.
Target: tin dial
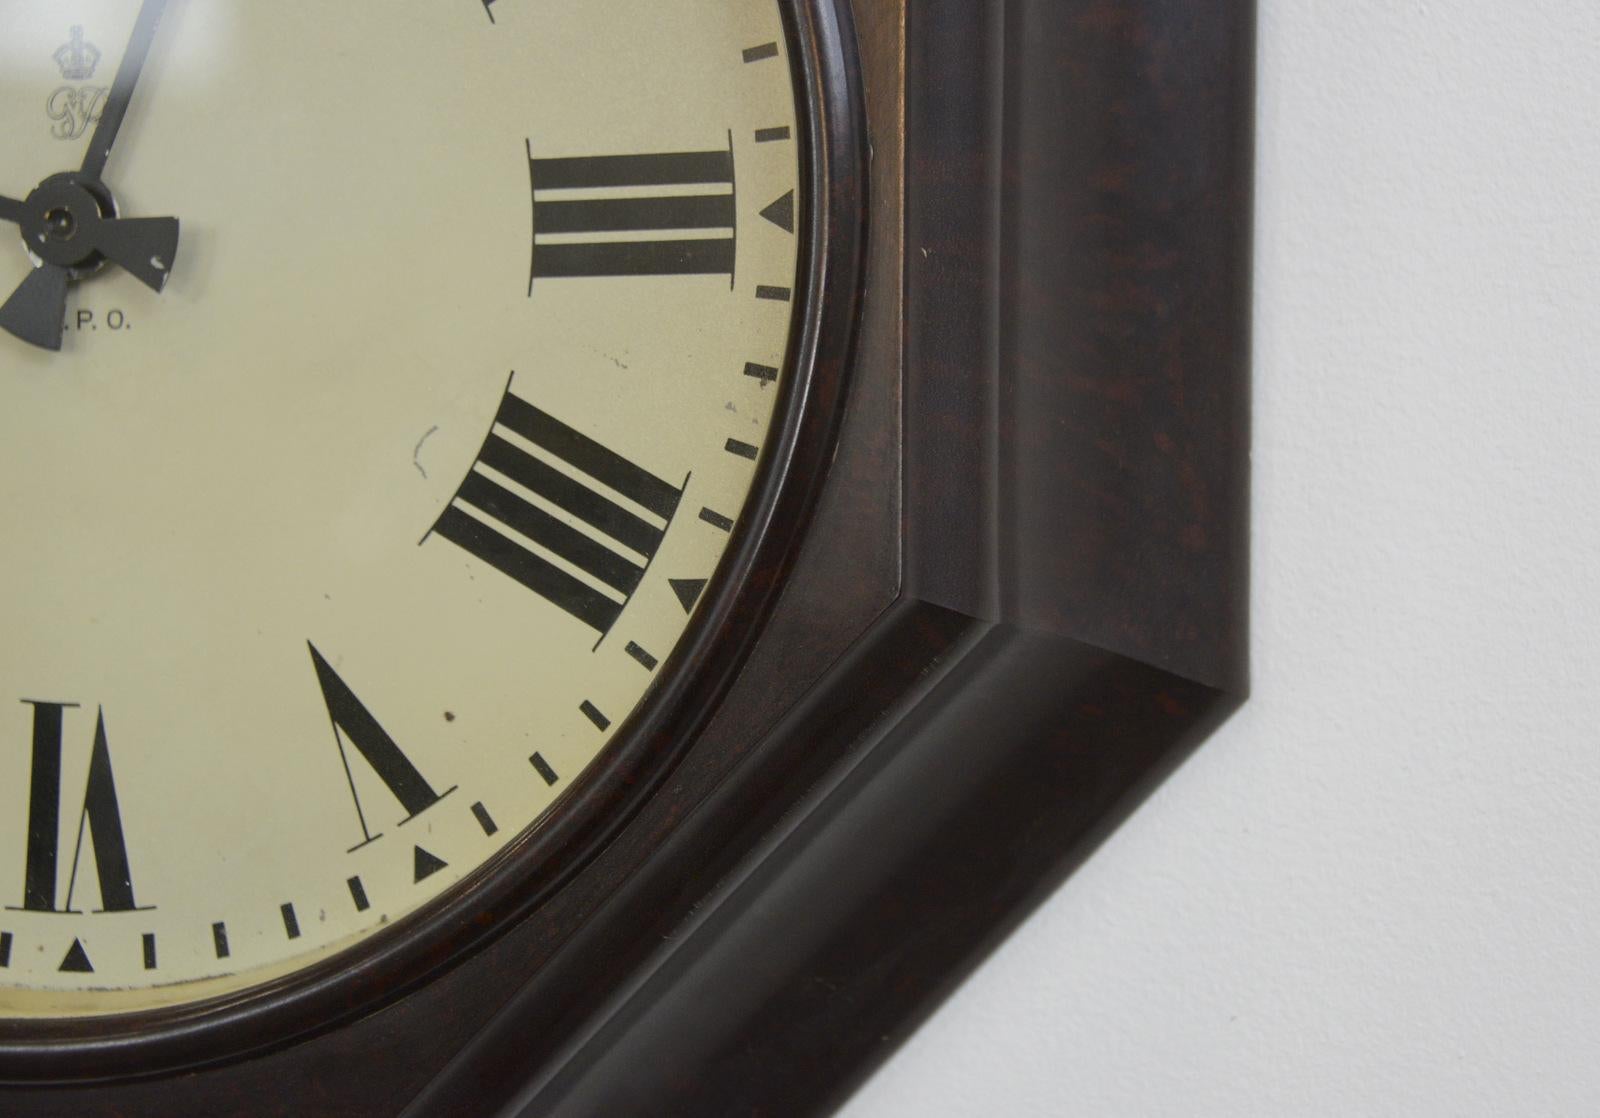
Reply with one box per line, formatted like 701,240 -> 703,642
0,0 -> 803,1015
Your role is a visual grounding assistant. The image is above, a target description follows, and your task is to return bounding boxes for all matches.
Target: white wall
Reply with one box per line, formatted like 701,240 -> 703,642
844,1 -> 1600,1113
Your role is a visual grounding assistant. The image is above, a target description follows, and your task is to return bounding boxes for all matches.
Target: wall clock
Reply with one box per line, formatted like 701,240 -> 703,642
0,0 -> 1253,1114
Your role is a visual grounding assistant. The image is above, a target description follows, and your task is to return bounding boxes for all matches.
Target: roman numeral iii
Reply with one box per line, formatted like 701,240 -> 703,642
432,382 -> 685,635
12,701 -> 146,914
527,141 -> 736,285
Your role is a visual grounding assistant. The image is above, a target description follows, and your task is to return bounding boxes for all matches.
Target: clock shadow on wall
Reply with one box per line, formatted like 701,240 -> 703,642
0,0 -> 1252,1114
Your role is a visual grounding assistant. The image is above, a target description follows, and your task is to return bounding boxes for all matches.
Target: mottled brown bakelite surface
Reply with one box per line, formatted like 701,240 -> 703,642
0,0 -> 1252,1113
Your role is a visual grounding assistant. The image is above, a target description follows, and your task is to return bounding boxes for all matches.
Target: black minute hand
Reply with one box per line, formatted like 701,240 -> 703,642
81,0 -> 170,180
0,267 -> 71,351
1,1 -> 177,352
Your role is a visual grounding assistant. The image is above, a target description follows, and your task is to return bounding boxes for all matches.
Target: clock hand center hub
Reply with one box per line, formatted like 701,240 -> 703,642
18,173 -> 118,278
44,209 -> 79,242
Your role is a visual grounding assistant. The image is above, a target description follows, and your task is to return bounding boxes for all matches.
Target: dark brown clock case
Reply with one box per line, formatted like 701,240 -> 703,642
0,0 -> 1253,1113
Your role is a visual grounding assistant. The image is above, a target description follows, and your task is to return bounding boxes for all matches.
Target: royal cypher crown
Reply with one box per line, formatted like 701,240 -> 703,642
54,26 -> 102,82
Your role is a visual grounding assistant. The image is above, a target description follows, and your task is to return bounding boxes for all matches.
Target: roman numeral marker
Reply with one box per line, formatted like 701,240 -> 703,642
432,381 -> 685,636
529,141 -> 737,285
13,701 -> 147,915
309,645 -> 455,851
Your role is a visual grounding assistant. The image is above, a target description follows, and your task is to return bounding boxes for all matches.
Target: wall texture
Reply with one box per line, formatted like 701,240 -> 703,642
845,0 -> 1600,1113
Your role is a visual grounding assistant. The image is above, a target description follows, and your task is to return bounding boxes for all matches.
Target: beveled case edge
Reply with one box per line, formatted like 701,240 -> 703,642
408,0 -> 1254,1113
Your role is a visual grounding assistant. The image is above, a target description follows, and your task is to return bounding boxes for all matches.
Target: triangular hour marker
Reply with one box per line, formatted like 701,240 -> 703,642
59,938 -> 94,973
414,845 -> 448,883
670,579 -> 707,614
760,190 -> 795,234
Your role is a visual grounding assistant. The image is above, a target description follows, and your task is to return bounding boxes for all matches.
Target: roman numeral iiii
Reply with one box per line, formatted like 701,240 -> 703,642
527,143 -> 736,285
432,384 -> 685,635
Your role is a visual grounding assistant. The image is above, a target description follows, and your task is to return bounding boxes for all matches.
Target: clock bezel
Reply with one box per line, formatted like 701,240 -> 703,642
0,0 -> 867,1083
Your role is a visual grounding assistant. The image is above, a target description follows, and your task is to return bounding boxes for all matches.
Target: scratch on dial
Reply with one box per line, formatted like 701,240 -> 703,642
413,426 -> 440,479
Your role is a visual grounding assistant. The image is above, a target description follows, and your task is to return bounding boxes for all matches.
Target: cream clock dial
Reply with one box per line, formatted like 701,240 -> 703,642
0,0 -> 804,1015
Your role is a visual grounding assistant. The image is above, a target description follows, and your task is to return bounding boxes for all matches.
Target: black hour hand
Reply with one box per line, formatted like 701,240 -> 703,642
1,176 -> 181,350
95,216 -> 180,292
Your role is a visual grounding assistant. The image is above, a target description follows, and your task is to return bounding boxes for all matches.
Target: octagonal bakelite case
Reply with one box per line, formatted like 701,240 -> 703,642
0,0 -> 1252,1113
